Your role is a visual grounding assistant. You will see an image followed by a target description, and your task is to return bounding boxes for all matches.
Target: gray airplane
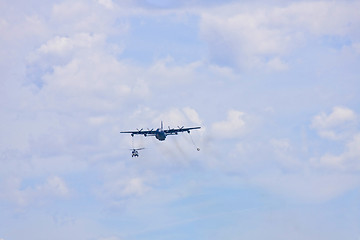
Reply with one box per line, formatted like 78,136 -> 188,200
120,121 -> 201,141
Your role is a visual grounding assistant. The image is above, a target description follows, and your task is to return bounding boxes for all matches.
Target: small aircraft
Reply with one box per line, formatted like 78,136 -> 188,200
120,121 -> 201,141
130,148 -> 145,157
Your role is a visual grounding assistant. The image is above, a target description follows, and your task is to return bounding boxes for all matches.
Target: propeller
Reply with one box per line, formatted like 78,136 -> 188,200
137,128 -> 143,132
177,126 -> 184,130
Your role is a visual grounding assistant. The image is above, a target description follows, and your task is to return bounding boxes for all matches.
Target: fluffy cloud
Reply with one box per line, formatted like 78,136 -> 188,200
154,107 -> 202,127
51,0 -> 125,35
0,176 -> 69,207
311,106 -> 357,140
1,0 -> 360,239
269,138 -> 302,168
307,107 -> 360,171
200,1 -> 360,70
252,171 -> 360,203
97,0 -> 115,10
97,177 -> 151,206
212,110 -> 248,138
312,133 -> 360,170
98,237 -> 121,240
37,33 -> 107,56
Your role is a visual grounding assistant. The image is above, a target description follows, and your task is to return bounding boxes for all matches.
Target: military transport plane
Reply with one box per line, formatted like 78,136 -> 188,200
120,121 -> 201,141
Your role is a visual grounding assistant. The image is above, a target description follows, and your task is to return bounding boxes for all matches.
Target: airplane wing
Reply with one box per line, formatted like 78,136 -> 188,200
164,126 -> 201,135
120,129 -> 156,136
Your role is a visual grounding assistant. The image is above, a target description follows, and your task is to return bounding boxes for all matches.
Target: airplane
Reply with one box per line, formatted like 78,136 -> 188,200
120,121 -> 201,141
130,148 -> 144,157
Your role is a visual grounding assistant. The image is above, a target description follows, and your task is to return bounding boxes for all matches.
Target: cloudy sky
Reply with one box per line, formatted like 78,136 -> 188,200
1,0 -> 360,239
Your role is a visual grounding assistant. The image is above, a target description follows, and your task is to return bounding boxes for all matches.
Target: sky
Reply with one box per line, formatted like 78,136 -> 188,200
1,0 -> 360,239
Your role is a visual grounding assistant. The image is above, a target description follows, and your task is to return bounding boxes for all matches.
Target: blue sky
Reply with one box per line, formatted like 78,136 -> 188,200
1,0 -> 360,239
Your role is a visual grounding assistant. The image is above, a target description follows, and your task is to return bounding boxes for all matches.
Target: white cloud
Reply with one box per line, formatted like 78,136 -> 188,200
0,176 -> 69,207
200,6 -> 295,69
280,1 -> 360,36
97,0 -> 114,9
98,177 -> 150,203
98,237 -> 121,240
183,107 -> 202,125
252,171 -> 360,203
270,138 -> 304,169
353,42 -> 360,54
270,138 -> 291,152
88,116 -> 110,126
149,107 -> 203,128
266,57 -> 288,71
37,33 -> 106,56
41,176 -> 70,197
310,108 -> 360,171
311,106 -> 357,140
312,106 -> 356,129
200,1 -> 360,69
212,110 -> 247,138
121,178 -> 149,197
1,0 -> 360,238
146,57 -> 202,85
313,133 -> 360,171
30,48 -> 139,113
38,36 -> 73,55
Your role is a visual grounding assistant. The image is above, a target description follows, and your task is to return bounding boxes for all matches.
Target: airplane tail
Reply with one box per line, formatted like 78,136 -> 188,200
161,121 -> 163,131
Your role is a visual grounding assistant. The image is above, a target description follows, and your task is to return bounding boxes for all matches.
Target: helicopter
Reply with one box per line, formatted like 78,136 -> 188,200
130,148 -> 145,157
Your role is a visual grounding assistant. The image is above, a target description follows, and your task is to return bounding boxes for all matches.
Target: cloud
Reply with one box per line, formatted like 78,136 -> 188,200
51,0 -> 125,35
146,57 -> 202,85
97,177 -> 151,206
37,33 -> 106,56
266,57 -> 288,71
1,0 -> 360,238
153,107 -> 202,127
28,38 -> 142,113
252,170 -> 360,203
97,0 -> 115,9
32,176 -> 70,199
312,133 -> 360,171
199,1 -> 360,69
211,110 -> 248,138
312,106 -> 357,129
0,176 -> 69,207
121,178 -> 149,197
183,107 -> 202,125
311,106 -> 357,140
98,237 -> 121,240
353,42 -> 360,54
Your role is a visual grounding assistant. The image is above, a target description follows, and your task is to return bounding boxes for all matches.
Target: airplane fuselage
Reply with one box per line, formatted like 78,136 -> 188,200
121,121 -> 200,142
155,129 -> 166,141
